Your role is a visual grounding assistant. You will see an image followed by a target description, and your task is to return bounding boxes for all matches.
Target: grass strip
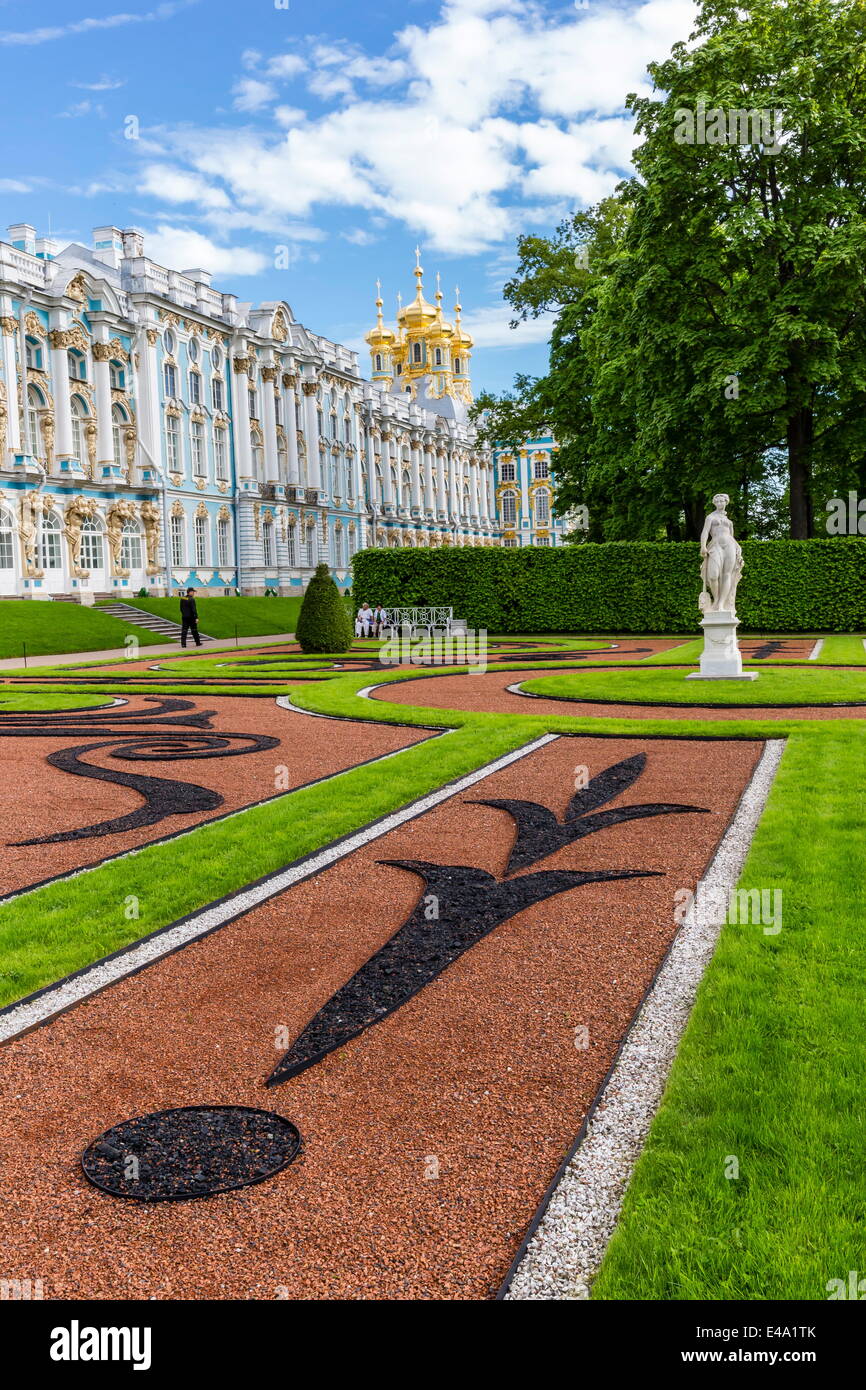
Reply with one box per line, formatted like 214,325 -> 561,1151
593,725 -> 866,1300
520,665 -> 866,706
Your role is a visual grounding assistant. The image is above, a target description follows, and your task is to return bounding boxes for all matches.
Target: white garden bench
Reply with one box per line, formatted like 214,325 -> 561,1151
383,606 -> 460,639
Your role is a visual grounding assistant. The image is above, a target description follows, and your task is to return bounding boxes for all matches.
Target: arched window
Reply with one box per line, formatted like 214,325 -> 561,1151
0,507 -> 15,571
68,349 -> 87,381
501,490 -> 517,526
413,342 -> 422,364
27,385 -> 45,455
40,511 -> 62,570
375,353 -> 383,371
121,521 -> 143,571
346,461 -> 355,501
462,484 -> 470,517
195,514 -> 208,567
454,357 -> 461,374
401,471 -> 411,510
25,336 -> 43,370
109,360 -> 126,390
189,370 -> 201,405
71,396 -> 89,463
286,524 -> 296,567
217,516 -> 232,566
80,518 -> 103,571
170,513 -> 185,567
434,347 -> 442,365
374,464 -> 382,506
334,527 -> 344,568
390,466 -> 398,500
164,362 -> 177,397
262,518 -> 274,567
535,488 -> 550,525
212,377 -> 224,411
112,404 -> 128,469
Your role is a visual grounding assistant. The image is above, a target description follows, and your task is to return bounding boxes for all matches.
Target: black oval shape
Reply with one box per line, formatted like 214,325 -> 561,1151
81,1105 -> 302,1202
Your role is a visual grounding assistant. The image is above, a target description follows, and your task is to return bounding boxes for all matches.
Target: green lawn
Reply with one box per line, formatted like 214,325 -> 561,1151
593,725 -> 866,1300
521,664 -> 866,705
0,690 -> 114,711
113,594 -> 357,639
0,600 -> 163,660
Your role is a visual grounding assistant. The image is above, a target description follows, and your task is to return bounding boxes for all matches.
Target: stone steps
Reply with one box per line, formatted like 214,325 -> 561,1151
97,602 -> 215,642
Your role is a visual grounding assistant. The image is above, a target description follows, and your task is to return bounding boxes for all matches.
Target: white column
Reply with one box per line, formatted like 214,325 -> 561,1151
519,450 -> 530,532
449,449 -> 460,523
137,326 -> 163,474
410,440 -> 422,511
231,351 -> 253,479
422,441 -> 435,514
0,308 -> 20,454
261,365 -> 279,482
49,319 -> 73,464
487,463 -> 496,524
381,430 -> 395,509
93,332 -> 114,468
302,380 -> 322,490
351,402 -> 364,511
435,447 -> 447,518
284,373 -> 300,485
470,458 -> 479,521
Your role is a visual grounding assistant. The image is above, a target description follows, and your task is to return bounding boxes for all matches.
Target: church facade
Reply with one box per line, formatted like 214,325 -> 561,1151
0,225 -> 499,602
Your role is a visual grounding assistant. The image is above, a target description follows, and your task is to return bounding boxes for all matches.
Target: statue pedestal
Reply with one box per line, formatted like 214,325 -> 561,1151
686,611 -> 758,681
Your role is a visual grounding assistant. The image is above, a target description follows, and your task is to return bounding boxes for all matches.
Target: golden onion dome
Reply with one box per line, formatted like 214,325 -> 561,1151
365,281 -> 396,347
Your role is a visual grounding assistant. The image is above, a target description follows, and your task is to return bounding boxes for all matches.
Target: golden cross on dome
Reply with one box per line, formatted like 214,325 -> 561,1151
414,245 -> 422,267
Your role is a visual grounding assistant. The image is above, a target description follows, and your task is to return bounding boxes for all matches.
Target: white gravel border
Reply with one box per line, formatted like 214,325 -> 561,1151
504,736 -> 785,1300
808,639 -> 824,660
0,734 -> 557,1044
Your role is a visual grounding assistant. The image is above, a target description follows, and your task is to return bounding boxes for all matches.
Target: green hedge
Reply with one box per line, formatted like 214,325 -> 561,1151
351,540 -> 866,633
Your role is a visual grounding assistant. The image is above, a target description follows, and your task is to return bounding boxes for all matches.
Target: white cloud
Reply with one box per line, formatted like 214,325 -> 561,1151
0,0 -> 200,46
463,302 -> 556,349
69,74 -> 126,91
127,1 -> 698,257
58,99 -> 106,119
232,78 -> 277,113
140,164 -> 231,211
0,178 -> 31,193
142,224 -> 268,277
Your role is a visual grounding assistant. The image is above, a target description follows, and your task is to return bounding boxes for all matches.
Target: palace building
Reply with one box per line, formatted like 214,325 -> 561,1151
0,225 -> 499,602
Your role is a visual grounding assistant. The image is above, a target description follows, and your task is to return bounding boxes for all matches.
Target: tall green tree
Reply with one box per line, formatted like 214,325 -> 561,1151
478,0 -> 866,540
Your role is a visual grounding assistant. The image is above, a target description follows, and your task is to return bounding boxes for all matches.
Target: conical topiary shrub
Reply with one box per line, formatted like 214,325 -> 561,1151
296,563 -> 354,653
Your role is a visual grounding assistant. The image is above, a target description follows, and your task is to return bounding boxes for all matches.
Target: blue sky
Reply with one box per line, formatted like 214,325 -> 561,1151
0,0 -> 695,393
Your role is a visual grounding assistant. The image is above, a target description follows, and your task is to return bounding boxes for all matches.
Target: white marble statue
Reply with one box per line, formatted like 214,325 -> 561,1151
699,493 -> 744,616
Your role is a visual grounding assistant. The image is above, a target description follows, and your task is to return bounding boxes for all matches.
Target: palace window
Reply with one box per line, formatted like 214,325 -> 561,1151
211,346 -> 222,372
262,519 -> 274,567
214,430 -> 228,480
27,385 -> 46,455
68,350 -> 87,381
454,357 -> 461,374
170,513 -> 185,566
217,517 -> 231,567
535,534 -> 551,546
375,353 -> 383,371
533,456 -> 550,480
248,388 -> 258,420
348,527 -> 356,559
413,342 -> 422,364
195,514 -> 208,568
252,430 -> 264,476
80,519 -> 103,571
305,525 -> 317,567
121,522 -> 143,571
334,527 -> 344,567
501,490 -> 517,526
192,420 -> 206,475
25,337 -> 43,371
401,471 -> 411,510
189,371 -> 201,405
188,335 -> 199,363
286,525 -> 296,567
0,508 -> 14,569
109,361 -> 126,390
112,405 -> 128,469
164,362 -> 178,397
499,460 -> 516,482
212,377 -> 224,411
163,329 -> 176,355
434,348 -> 442,365
535,488 -> 550,524
71,397 -> 89,462
166,415 -> 180,471
39,512 -> 62,570
502,537 -> 518,548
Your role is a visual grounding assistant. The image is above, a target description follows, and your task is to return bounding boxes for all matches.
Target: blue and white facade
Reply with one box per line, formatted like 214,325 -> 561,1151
0,224 -> 499,602
493,432 -> 570,547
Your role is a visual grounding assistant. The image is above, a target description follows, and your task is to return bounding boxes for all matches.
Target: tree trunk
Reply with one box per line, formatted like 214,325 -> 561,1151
683,498 -> 704,541
787,405 -> 814,538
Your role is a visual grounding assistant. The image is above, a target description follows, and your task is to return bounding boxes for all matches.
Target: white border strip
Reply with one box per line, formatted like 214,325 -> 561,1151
505,737 -> 785,1300
0,734 -> 558,1044
808,639 -> 824,661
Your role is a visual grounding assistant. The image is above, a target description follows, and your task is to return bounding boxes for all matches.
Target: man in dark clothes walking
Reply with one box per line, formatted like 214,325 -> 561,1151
179,587 -> 202,648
